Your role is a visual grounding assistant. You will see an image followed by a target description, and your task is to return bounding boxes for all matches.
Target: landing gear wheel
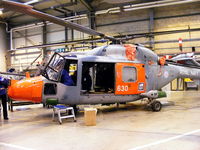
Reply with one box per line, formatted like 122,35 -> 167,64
151,101 -> 162,112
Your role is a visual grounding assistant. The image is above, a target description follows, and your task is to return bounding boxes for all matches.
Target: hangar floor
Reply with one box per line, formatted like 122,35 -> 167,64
0,91 -> 200,150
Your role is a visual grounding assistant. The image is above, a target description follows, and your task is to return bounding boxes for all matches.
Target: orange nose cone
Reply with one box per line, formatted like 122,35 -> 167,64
8,76 -> 43,103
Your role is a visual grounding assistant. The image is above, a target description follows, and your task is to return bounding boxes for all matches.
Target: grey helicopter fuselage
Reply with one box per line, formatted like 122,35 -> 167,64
41,44 -> 200,105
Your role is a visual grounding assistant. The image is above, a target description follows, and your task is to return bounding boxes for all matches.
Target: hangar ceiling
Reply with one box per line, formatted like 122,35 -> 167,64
1,0 -> 199,27
0,0 -> 153,26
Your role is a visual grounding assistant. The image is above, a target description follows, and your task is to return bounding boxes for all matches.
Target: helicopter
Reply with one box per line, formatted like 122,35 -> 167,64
2,0 -> 200,112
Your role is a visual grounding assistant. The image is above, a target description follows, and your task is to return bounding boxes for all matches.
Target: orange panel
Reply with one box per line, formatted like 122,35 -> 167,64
32,80 -> 43,102
115,63 -> 146,95
8,76 -> 43,103
10,79 -> 19,85
124,44 -> 136,61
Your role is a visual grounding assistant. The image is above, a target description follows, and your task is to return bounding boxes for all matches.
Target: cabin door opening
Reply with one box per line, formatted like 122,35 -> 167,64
81,62 -> 115,94
115,63 -> 146,95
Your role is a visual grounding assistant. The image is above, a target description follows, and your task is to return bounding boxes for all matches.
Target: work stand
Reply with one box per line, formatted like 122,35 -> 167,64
52,105 -> 76,124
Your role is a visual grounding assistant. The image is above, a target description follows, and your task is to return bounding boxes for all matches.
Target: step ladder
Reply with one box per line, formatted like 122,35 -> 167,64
52,105 -> 76,124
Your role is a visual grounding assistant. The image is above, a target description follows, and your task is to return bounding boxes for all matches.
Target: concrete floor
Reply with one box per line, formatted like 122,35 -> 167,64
0,91 -> 200,150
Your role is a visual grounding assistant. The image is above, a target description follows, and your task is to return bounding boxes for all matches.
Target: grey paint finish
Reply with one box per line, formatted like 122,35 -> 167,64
42,44 -> 200,105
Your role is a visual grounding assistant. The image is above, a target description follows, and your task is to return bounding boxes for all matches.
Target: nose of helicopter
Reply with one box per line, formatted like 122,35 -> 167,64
8,76 -> 44,103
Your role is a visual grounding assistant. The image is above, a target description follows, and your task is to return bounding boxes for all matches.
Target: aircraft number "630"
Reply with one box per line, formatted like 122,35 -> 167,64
117,85 -> 129,92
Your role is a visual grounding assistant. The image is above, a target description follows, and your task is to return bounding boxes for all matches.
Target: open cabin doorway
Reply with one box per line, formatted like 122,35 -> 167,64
81,62 -> 115,94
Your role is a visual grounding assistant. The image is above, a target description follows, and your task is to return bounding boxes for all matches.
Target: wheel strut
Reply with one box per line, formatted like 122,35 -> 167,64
147,98 -> 162,112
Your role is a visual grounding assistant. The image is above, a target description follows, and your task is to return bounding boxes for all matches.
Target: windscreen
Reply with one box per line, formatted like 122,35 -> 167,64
42,53 -> 65,82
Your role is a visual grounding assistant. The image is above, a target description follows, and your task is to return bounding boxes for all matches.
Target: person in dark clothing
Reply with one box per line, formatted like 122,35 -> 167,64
60,62 -> 75,86
61,69 -> 74,86
0,76 -> 9,120
82,68 -> 92,92
71,71 -> 77,86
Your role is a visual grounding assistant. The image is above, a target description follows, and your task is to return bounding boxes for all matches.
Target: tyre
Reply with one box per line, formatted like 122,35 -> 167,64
151,101 -> 162,112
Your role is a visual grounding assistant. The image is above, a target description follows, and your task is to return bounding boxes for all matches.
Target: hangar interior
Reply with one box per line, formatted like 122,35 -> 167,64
1,0 -> 200,150
0,0 -> 200,72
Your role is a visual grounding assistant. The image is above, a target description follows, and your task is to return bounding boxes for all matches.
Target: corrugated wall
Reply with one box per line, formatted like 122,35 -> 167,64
96,2 -> 200,54
154,3 -> 200,54
11,18 -> 89,71
0,24 -> 8,72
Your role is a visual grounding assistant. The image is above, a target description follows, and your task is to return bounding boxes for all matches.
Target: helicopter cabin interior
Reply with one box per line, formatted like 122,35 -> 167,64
81,62 -> 115,94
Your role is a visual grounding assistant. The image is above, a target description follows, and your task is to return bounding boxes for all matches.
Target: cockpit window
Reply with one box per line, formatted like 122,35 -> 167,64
42,53 -> 65,82
49,54 -> 65,72
42,52 -> 78,85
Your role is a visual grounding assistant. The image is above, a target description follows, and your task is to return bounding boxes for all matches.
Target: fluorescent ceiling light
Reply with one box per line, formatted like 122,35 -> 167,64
0,9 -> 3,15
24,0 -> 39,5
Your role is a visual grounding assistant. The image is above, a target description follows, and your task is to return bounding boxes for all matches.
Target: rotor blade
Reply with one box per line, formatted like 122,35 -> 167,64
0,0 -> 108,38
0,71 -> 25,77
